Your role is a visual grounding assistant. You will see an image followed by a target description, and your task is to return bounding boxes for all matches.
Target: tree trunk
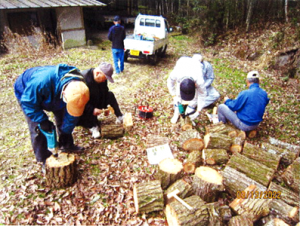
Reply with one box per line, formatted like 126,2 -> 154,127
228,215 -> 253,226
246,0 -> 254,32
180,116 -> 193,131
45,153 -> 77,188
285,0 -> 288,23
165,195 -> 209,226
261,142 -> 297,165
230,136 -> 245,153
164,178 -> 194,203
183,150 -> 202,173
146,134 -> 169,148
281,157 -> 300,193
202,149 -> 229,165
178,129 -> 204,151
269,199 -> 299,224
192,166 -> 224,202
227,153 -> 275,187
243,142 -> 281,170
101,124 -> 124,139
204,133 -> 232,150
133,180 -> 164,214
268,136 -> 300,156
221,166 -> 267,197
229,184 -> 271,221
155,158 -> 183,189
268,182 -> 300,207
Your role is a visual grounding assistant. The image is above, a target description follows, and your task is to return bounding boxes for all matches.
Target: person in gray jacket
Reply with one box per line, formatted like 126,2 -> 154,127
192,53 -> 220,107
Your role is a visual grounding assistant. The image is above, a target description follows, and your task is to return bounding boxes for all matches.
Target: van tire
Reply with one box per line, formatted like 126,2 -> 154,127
124,51 -> 129,62
160,45 -> 168,57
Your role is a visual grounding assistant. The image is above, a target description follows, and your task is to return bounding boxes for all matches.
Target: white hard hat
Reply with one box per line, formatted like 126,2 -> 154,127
247,71 -> 259,79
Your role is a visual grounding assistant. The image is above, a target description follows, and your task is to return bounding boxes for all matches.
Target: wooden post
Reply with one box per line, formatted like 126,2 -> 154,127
281,157 -> 300,193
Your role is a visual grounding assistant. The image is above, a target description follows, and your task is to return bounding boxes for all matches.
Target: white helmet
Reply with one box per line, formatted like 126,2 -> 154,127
247,71 -> 259,79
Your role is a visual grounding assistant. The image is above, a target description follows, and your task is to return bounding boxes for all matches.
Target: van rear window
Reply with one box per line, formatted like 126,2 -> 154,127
139,18 -> 161,28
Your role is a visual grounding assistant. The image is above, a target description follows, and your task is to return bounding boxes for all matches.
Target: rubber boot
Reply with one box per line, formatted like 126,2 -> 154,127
171,107 -> 180,124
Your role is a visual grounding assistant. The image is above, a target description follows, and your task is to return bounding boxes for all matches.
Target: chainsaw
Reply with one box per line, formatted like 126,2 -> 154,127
36,124 -> 59,157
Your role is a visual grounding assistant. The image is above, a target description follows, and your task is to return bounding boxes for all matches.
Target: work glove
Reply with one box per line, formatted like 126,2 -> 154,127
39,119 -> 55,132
189,111 -> 200,121
185,106 -> 196,116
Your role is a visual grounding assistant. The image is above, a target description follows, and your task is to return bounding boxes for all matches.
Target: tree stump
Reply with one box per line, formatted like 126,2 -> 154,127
269,199 -> 299,224
268,182 -> 300,207
180,116 -> 193,131
155,158 -> 183,189
243,142 -> 281,170
45,153 -> 77,188
281,157 -> 300,193
101,124 -> 124,139
227,153 -> 275,187
192,166 -> 224,202
204,133 -> 232,151
261,142 -> 297,165
165,195 -> 209,226
269,136 -> 300,157
178,129 -> 204,152
202,149 -> 228,165
183,150 -> 202,173
133,180 -> 164,214
146,134 -> 169,148
164,179 -> 194,204
228,215 -> 253,226
230,136 -> 245,153
229,184 -> 271,222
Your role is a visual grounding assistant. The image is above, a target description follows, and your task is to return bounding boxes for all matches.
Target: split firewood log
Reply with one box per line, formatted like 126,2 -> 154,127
268,182 -> 300,207
229,184 -> 271,222
164,178 -> 194,204
178,129 -> 204,152
261,142 -> 297,165
230,136 -> 245,153
204,133 -> 233,151
226,153 -> 275,187
192,166 -> 224,202
145,134 -> 169,148
269,199 -> 299,224
154,158 -> 183,189
133,180 -> 164,214
165,195 -> 209,226
101,124 -> 124,139
202,149 -> 228,165
221,166 -> 267,197
206,202 -> 232,226
269,136 -> 300,157
183,150 -> 202,173
243,142 -> 281,170
263,218 -> 290,226
228,215 -> 253,226
45,153 -> 77,188
281,157 -> 300,193
180,116 -> 193,131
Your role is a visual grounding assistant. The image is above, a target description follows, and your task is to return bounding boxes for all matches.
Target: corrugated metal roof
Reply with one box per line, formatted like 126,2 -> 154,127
0,0 -> 106,9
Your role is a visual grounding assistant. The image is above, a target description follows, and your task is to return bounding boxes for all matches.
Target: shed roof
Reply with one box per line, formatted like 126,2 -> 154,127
0,0 -> 106,9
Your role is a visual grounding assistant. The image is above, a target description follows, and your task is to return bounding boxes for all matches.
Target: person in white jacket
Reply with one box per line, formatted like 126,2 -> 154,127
167,56 -> 207,124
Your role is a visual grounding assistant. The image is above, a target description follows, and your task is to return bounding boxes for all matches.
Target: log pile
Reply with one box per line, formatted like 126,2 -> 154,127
133,126 -> 300,225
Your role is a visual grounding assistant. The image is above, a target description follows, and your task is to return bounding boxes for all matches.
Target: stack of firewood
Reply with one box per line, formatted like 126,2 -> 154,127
133,123 -> 300,226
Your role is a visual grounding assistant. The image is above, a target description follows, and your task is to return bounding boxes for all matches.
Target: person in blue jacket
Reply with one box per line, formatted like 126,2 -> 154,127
108,15 -> 126,74
14,64 -> 90,166
217,71 -> 269,131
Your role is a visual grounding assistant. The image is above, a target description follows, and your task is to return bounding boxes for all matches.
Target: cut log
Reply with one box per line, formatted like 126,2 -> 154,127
269,136 -> 300,157
221,166 -> 267,197
230,136 -> 245,153
228,215 -> 253,226
192,166 -> 224,202
45,153 -> 77,188
261,142 -> 297,165
155,158 -> 183,189
164,179 -> 194,203
247,130 -> 257,138
268,182 -> 300,207
183,150 -> 202,173
101,124 -> 124,139
204,133 -> 232,151
133,180 -> 164,214
205,122 -> 237,137
180,116 -> 193,131
165,195 -> 209,226
269,199 -> 299,224
226,153 -> 275,187
146,134 -> 169,148
229,184 -> 271,221
281,157 -> 300,193
242,142 -> 281,170
263,218 -> 290,226
202,149 -> 228,165
123,112 -> 133,131
206,202 -> 232,226
178,129 -> 203,151
237,130 -> 247,140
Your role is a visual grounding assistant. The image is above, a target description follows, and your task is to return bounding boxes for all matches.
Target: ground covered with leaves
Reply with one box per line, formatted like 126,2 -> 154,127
0,23 -> 299,225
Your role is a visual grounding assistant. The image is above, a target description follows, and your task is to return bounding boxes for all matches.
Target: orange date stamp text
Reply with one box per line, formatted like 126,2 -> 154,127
236,190 -> 281,199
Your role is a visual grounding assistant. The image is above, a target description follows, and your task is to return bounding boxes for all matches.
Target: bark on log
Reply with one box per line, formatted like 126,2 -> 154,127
204,133 -> 232,151
269,199 -> 299,224
133,180 -> 164,214
192,166 -> 224,202
202,149 -> 228,165
101,124 -> 124,139
165,195 -> 209,226
281,157 -> 300,193
221,166 -> 267,197
205,122 -> 237,138
226,153 -> 275,187
155,158 -> 183,189
178,129 -> 203,151
180,116 -> 193,131
228,215 -> 253,226
263,218 -> 290,226
164,179 -> 194,204
230,136 -> 245,153
229,184 -> 271,221
206,202 -> 232,226
45,153 -> 77,188
146,134 -> 169,148
261,142 -> 297,165
247,130 -> 257,138
268,182 -> 300,207
183,150 -> 202,173
123,112 -> 133,131
243,142 -> 281,170
269,136 -> 300,157
237,130 -> 247,140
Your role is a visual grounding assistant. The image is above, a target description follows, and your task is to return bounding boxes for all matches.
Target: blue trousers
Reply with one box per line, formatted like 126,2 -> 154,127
112,48 -> 124,74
